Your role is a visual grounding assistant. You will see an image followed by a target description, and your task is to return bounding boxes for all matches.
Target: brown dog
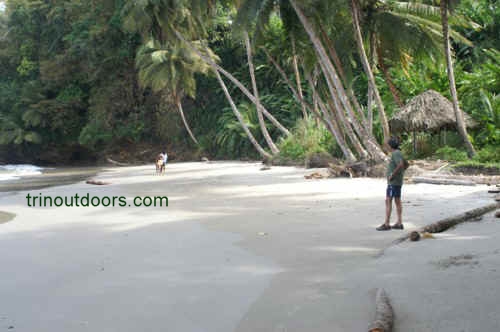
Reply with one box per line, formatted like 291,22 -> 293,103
155,155 -> 165,175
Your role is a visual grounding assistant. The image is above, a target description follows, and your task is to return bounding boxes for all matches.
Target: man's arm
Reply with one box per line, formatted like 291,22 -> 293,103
389,160 -> 405,181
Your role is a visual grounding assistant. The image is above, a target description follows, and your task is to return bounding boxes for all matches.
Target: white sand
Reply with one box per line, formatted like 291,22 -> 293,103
0,161 -> 497,331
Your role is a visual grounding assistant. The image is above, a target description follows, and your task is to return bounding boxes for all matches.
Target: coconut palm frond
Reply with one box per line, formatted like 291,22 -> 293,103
390,11 -> 473,46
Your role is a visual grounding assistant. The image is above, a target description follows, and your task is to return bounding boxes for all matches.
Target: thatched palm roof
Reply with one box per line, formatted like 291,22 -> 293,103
390,90 -> 476,133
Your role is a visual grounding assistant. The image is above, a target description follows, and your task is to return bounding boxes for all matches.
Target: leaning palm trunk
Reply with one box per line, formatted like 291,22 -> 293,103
263,47 -> 357,162
173,30 -> 291,137
176,97 -> 199,145
440,1 -> 475,158
263,47 -> 357,161
291,36 -> 307,118
324,94 -> 368,158
313,94 -> 357,163
290,0 -> 386,162
320,24 -> 369,132
367,31 -> 376,134
244,31 -> 279,154
376,45 -> 404,108
367,85 -> 374,133
213,68 -> 271,159
351,0 -> 390,142
262,48 -> 312,118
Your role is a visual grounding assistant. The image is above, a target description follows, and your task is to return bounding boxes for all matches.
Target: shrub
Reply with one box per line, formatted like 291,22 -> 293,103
277,117 -> 339,161
433,146 -> 468,162
473,145 -> 500,163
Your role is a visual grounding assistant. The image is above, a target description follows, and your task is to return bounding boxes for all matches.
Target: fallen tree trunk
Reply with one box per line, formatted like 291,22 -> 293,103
393,203 -> 499,245
368,288 -> 394,332
411,176 -> 476,186
414,173 -> 500,185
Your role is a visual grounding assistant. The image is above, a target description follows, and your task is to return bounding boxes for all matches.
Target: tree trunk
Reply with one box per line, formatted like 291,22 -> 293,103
376,45 -> 404,108
368,288 -> 394,332
324,96 -> 368,159
264,47 -> 356,162
350,0 -> 390,142
440,1 -> 476,158
176,97 -> 199,145
262,47 -> 314,116
367,85 -> 374,133
213,68 -> 271,159
320,24 -> 369,131
367,31 -> 376,134
291,36 -> 307,118
290,0 -> 387,162
173,29 -> 291,137
306,74 -> 357,163
312,69 -> 321,127
244,31 -> 279,154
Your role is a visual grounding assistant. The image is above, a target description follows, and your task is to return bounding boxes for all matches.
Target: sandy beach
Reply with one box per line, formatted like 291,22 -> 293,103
0,161 -> 498,332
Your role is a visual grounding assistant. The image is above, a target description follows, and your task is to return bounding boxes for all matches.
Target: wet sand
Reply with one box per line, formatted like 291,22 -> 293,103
0,211 -> 15,224
0,166 -> 102,192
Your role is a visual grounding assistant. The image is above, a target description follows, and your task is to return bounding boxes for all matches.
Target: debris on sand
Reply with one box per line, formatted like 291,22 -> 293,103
433,254 -> 479,269
410,231 -> 435,242
86,180 -> 110,185
304,171 -> 329,180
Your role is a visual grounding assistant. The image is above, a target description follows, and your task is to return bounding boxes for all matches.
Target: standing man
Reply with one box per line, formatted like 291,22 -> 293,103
377,137 -> 406,231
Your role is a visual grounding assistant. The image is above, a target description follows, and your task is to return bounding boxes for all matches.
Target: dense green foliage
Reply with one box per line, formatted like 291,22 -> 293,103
0,0 -> 498,164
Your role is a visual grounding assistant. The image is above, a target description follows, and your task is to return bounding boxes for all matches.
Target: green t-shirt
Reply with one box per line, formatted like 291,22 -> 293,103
387,150 -> 405,186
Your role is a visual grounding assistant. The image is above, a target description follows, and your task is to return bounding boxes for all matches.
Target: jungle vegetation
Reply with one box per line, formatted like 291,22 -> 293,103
0,0 -> 498,164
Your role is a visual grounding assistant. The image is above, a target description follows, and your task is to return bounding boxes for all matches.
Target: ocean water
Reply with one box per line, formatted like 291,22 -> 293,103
0,165 -> 44,181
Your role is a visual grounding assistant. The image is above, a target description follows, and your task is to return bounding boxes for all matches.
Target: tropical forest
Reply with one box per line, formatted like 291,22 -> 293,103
0,0 -> 498,166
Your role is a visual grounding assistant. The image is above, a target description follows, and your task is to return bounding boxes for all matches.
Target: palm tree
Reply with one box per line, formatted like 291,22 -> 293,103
439,0 -> 475,157
213,65 -> 272,159
288,0 -> 387,161
350,0 -> 390,141
243,30 -> 280,154
135,40 -> 210,144
123,0 -> 289,157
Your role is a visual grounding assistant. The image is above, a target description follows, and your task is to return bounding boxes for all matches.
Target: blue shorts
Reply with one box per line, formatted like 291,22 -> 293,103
386,185 -> 402,198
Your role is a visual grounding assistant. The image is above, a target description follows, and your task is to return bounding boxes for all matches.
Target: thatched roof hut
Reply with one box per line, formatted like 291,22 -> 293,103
390,90 -> 476,133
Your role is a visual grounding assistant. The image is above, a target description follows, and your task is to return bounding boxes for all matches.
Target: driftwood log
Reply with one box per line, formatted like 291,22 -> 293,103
86,180 -> 110,185
106,157 -> 129,167
368,288 -> 394,332
411,176 -> 475,186
489,189 -> 500,193
393,203 -> 499,244
410,231 -> 421,241
414,174 -> 500,185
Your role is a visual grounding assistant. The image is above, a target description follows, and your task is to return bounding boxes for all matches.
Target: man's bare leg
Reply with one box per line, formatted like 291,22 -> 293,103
385,197 -> 393,226
394,197 -> 403,225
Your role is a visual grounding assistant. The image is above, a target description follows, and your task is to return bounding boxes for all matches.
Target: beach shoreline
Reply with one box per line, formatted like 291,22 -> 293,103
0,166 -> 104,193
0,161 -> 498,332
0,210 -> 15,224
